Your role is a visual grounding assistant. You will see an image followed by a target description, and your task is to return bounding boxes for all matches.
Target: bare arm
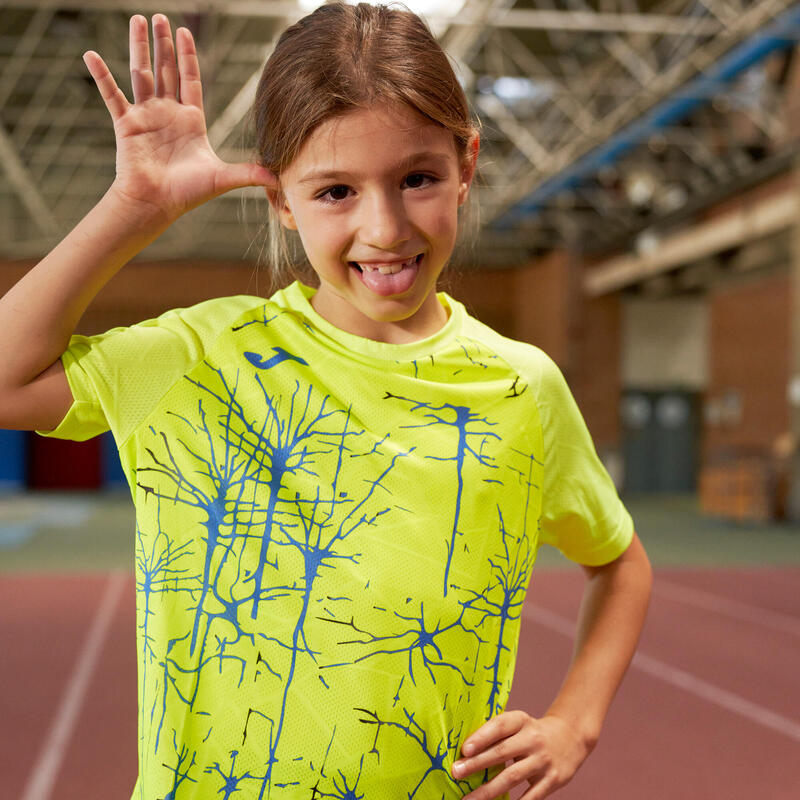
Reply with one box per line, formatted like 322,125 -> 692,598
0,13 -> 274,432
0,189 -> 170,431
545,531 -> 653,748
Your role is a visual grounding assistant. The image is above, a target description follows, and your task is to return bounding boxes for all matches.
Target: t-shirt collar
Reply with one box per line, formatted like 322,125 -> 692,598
274,281 -> 464,362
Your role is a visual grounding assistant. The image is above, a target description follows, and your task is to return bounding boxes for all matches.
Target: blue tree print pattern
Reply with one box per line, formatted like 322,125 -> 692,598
382,391 -> 501,597
135,519 -> 199,776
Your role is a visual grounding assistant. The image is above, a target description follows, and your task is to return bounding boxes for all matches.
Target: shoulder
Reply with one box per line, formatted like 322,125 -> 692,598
143,294 -> 269,341
451,298 -> 563,399
89,294 -> 273,364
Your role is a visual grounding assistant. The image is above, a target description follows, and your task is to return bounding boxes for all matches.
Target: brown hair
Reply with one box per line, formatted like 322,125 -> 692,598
245,0 -> 481,291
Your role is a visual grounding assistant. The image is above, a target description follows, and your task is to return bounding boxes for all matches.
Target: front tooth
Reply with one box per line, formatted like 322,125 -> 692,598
359,257 -> 417,274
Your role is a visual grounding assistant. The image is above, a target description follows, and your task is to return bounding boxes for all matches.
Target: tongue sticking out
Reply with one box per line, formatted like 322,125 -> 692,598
356,256 -> 420,297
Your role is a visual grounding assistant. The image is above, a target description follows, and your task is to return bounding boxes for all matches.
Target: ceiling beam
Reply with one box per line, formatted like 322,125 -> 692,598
1,1 -> 723,36
488,0 -> 794,226
0,6 -> 53,108
0,122 -> 59,235
584,186 -> 796,295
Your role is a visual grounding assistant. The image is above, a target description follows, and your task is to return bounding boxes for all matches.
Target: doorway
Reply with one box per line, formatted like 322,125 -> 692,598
621,389 -> 700,493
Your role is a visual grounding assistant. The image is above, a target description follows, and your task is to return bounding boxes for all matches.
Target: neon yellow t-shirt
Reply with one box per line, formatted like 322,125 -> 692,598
38,280 -> 633,799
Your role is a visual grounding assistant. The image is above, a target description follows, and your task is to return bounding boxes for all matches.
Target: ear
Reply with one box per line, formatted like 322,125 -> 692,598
265,185 -> 298,231
457,130 -> 480,208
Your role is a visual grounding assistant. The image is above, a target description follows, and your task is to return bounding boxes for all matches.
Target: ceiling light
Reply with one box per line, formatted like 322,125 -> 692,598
655,183 -> 688,213
624,168 -> 657,207
635,229 -> 660,256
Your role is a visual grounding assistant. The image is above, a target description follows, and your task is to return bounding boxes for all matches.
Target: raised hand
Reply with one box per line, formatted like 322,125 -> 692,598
83,13 -> 276,225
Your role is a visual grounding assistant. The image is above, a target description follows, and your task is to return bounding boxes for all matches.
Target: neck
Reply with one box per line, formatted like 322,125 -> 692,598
310,288 -> 450,344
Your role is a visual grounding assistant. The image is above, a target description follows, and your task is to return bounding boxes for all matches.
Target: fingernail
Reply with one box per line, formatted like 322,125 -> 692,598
453,761 -> 464,775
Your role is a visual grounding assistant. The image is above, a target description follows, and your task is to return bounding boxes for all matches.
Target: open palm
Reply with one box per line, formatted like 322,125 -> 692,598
84,13 -> 275,224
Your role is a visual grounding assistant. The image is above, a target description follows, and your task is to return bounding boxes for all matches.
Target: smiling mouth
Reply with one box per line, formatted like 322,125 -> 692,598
350,254 -> 423,273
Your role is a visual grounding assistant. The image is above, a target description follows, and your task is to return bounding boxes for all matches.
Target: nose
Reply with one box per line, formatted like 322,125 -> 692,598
359,190 -> 412,251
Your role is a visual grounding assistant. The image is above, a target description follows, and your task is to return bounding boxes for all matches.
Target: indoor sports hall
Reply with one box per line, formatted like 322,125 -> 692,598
1,2 -> 798,799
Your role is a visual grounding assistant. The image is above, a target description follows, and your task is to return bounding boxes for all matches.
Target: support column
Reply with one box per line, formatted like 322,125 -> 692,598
513,249 -> 570,366
787,162 -> 800,521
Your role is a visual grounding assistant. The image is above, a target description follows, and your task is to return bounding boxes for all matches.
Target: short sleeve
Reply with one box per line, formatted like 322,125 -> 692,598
537,355 -> 634,565
35,295 -> 263,444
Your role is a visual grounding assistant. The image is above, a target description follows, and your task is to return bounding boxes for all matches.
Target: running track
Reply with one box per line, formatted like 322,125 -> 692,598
2,567 -> 798,799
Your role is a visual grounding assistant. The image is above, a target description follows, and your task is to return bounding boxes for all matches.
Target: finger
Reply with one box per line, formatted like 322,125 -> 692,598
216,163 -> 280,195
152,13 -> 178,98
519,772 -> 558,800
83,51 -> 130,120
129,14 -> 154,103
461,710 -> 527,759
463,757 -> 539,800
454,737 -> 530,781
175,26 -> 204,110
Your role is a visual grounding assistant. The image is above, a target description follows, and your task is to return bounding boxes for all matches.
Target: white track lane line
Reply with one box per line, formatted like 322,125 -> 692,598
20,571 -> 126,800
523,603 -> 800,743
653,578 -> 800,638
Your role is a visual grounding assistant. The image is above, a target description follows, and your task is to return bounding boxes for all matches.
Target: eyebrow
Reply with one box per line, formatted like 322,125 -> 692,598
297,151 -> 453,185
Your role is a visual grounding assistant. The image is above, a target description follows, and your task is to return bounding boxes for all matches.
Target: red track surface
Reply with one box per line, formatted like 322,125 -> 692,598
1,567 -> 798,800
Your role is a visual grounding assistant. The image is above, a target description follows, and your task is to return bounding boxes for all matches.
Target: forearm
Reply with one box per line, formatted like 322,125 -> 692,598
0,185 -> 168,389
545,531 -> 652,750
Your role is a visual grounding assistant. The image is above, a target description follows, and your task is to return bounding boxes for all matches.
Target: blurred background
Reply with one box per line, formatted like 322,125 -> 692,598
1,2 -> 798,799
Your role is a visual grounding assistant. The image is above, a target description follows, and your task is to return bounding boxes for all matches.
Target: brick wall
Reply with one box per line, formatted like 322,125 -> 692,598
512,250 -> 571,366
705,272 -> 791,456
570,292 -> 623,450
442,265 -> 517,339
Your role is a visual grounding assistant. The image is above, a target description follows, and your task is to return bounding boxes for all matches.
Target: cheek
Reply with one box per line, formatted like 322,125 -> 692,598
413,197 -> 454,234
295,216 -> 349,261
427,205 -> 459,246
291,206 -> 326,237
426,188 -> 461,234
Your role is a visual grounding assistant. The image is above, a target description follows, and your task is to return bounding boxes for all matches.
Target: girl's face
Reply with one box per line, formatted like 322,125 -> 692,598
269,103 -> 479,343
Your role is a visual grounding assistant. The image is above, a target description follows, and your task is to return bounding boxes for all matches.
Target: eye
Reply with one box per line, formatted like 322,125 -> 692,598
316,185 -> 352,204
404,173 -> 437,189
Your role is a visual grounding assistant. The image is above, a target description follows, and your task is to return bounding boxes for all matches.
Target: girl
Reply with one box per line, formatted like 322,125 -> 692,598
0,3 -> 652,799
